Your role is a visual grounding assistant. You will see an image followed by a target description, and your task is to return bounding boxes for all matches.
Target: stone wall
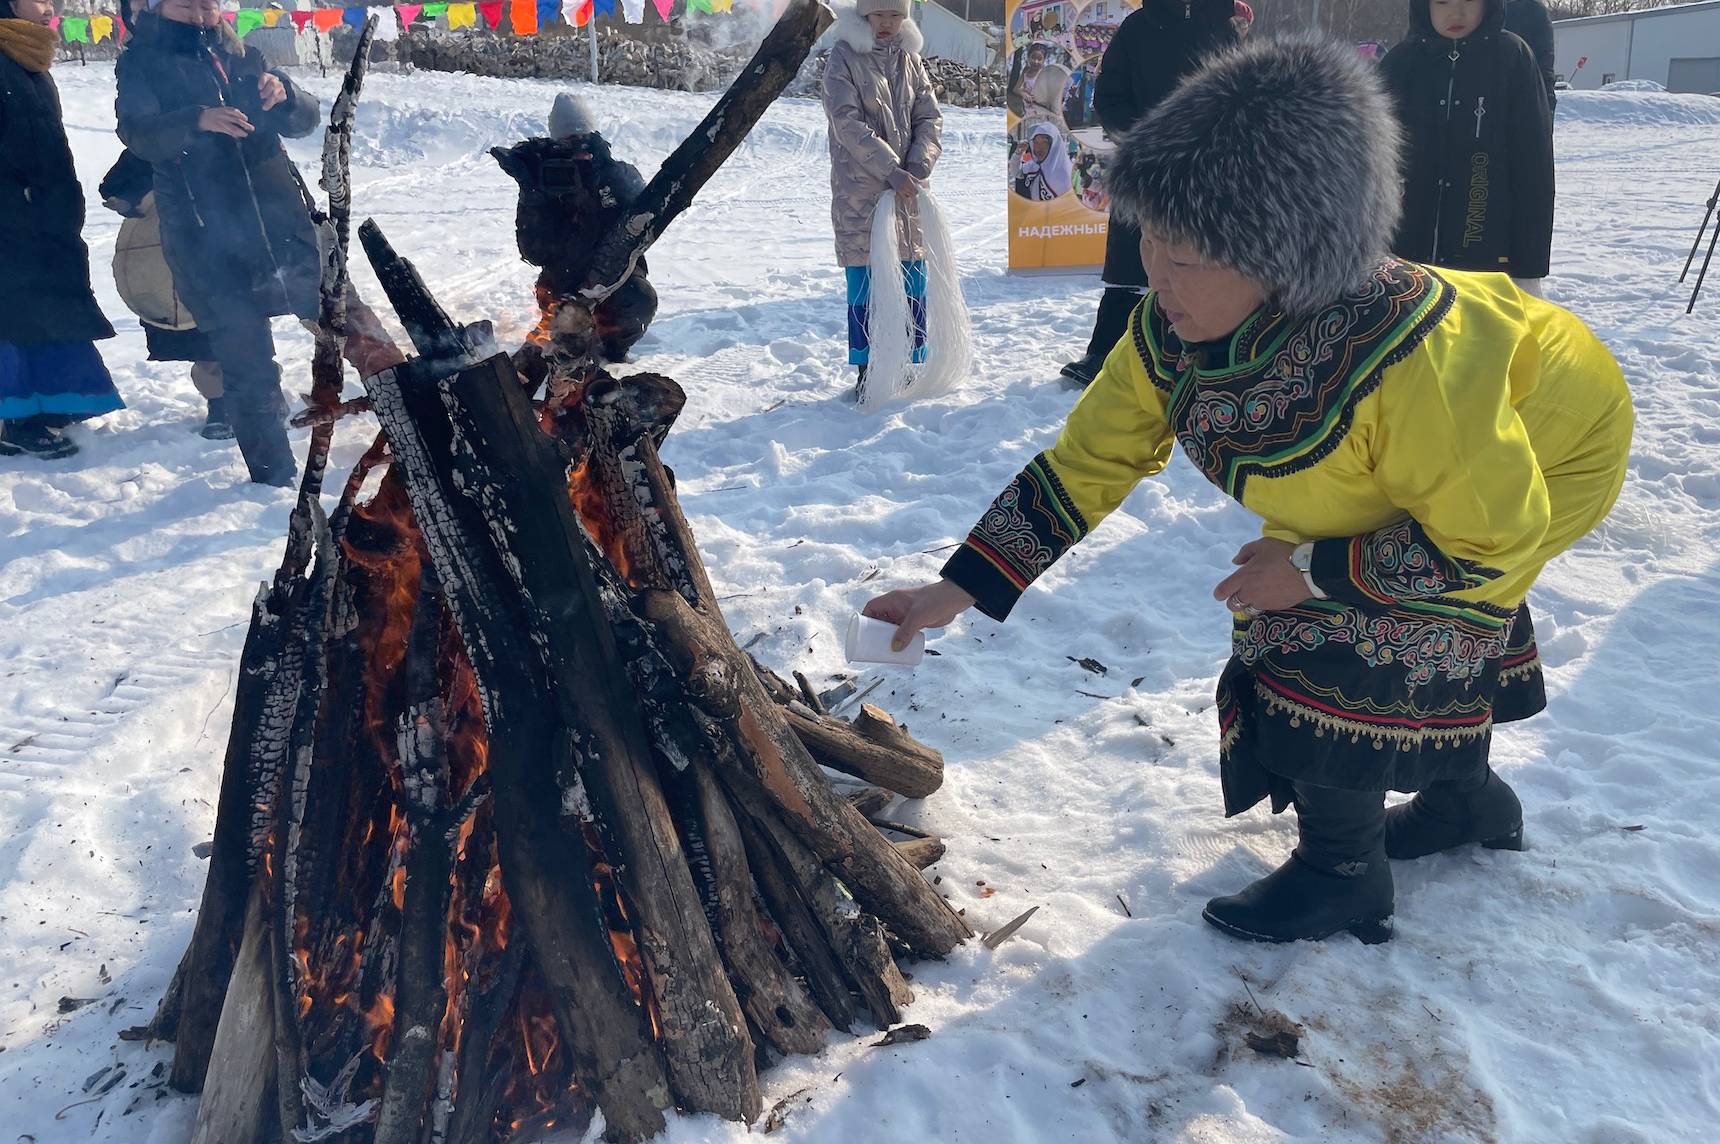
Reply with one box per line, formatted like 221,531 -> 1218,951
401,27 -> 1005,107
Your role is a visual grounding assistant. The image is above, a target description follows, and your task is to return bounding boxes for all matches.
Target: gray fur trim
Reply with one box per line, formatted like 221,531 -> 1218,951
1108,34 -> 1404,315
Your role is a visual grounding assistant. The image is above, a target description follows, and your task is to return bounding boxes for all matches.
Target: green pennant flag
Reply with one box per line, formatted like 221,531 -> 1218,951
422,1 -> 449,15
687,0 -> 712,10
63,16 -> 91,42
236,9 -> 265,35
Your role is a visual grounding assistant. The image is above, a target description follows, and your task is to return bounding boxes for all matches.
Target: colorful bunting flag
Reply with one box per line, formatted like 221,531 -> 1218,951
42,0 -> 769,56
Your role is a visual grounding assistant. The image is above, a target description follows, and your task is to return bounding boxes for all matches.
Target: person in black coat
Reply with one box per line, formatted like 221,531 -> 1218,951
1059,0 -> 1235,386
116,0 -> 322,486
1504,0 -> 1557,123
491,93 -> 659,365
1383,0 -> 1554,288
0,0 -> 123,459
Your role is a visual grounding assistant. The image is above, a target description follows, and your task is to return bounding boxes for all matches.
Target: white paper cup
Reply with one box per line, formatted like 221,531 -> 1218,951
845,613 -> 925,666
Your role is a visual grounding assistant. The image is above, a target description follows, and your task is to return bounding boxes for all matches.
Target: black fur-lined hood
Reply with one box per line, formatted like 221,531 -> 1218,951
1107,35 -> 1403,315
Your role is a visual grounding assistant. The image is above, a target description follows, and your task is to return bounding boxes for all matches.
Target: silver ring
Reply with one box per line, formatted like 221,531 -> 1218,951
1244,604 -> 1262,618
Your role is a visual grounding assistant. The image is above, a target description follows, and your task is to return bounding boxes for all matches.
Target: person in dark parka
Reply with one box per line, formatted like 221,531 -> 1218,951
116,0 -> 322,486
1382,0 -> 1554,289
1504,0 -> 1557,123
491,93 -> 659,365
1060,0 -> 1235,386
0,0 -> 123,459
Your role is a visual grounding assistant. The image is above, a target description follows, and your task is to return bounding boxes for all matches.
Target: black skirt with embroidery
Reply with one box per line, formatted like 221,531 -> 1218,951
1216,602 -> 1545,815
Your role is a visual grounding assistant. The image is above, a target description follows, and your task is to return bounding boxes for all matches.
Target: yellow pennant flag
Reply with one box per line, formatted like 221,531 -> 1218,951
711,0 -> 732,10
447,1 -> 477,27
91,13 -> 114,41
262,8 -> 282,26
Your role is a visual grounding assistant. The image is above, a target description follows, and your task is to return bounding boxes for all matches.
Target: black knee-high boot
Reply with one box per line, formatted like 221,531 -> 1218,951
1384,756 -> 1526,860
1203,784 -> 1394,945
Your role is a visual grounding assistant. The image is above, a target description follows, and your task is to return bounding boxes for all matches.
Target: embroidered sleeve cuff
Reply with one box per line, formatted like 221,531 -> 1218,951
1310,519 -> 1501,607
941,543 -> 1024,622
938,453 -> 1091,623
1309,536 -> 1377,607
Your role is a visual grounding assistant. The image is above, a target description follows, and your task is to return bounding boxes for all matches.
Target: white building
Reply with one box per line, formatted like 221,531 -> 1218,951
1554,0 -> 1720,93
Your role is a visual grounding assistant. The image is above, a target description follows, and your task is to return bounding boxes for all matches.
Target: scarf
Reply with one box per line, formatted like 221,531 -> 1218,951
0,18 -> 56,73
1020,123 -> 1072,202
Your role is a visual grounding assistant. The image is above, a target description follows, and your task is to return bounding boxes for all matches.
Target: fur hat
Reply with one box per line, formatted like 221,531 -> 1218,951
857,0 -> 909,16
1107,35 -> 1403,315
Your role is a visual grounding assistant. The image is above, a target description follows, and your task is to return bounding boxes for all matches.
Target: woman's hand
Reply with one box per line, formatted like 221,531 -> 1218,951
1212,538 -> 1309,616
863,578 -> 975,652
198,107 -> 254,138
888,168 -> 923,202
258,73 -> 287,112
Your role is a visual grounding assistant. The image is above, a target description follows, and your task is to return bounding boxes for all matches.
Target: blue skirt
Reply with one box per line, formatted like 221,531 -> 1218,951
846,262 -> 928,366
0,341 -> 124,423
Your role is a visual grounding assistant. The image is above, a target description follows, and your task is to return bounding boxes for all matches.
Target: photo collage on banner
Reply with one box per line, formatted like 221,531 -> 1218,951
1005,0 -> 1135,273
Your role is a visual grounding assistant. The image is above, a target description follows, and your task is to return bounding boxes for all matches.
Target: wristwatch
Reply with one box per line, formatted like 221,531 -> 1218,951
1290,543 -> 1327,600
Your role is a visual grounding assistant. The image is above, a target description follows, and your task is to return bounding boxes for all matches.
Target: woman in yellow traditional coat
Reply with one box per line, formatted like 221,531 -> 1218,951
865,35 -> 1633,945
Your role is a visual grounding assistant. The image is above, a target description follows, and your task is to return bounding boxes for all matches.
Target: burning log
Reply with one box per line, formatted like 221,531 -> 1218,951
148,4 -> 976,1140
580,0 -> 834,303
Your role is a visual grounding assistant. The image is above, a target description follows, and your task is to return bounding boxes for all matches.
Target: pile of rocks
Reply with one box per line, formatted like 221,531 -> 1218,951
922,54 -> 1007,107
402,27 -> 754,91
785,49 -> 1004,108
401,27 -> 1006,106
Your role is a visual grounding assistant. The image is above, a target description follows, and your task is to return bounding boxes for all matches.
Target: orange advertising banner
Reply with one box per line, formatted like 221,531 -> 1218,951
1004,0 -> 1136,274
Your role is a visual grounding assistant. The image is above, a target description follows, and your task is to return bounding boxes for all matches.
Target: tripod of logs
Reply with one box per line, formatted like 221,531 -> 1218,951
136,4 -> 975,1142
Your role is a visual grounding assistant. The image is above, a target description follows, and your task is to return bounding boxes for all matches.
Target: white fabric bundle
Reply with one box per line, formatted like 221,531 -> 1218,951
858,188 -> 972,411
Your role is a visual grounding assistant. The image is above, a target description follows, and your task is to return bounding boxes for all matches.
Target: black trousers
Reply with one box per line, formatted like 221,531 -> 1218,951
202,308 -> 291,484
1083,286 -> 1142,361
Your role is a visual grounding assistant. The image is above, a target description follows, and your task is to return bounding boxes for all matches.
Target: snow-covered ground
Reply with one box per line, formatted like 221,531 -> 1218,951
2,67 -> 1718,1143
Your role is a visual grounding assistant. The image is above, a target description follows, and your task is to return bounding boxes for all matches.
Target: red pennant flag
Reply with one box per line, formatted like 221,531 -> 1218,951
290,9 -> 315,30
651,0 -> 671,18
397,3 -> 423,24
478,0 -> 505,27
